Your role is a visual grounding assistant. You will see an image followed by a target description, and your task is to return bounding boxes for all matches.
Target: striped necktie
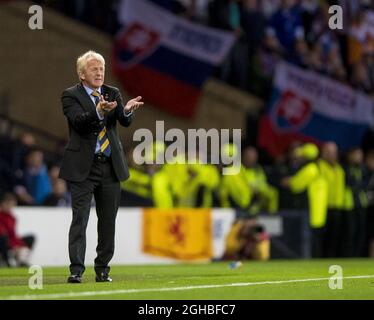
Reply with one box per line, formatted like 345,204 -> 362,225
91,90 -> 111,157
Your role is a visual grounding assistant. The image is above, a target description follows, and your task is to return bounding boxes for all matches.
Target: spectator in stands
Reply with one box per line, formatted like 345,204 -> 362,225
209,0 -> 251,90
35,0 -> 373,97
178,0 -> 210,23
209,0 -> 240,31
300,0 -> 320,45
351,60 -> 374,93
48,164 -> 61,187
291,38 -> 310,67
266,0 -> 305,55
0,231 -> 9,267
149,0 -> 187,15
14,148 -> 52,206
0,134 -> 16,195
0,133 -> 16,168
0,193 -> 35,267
43,179 -> 71,207
0,158 -> 11,198
260,0 -> 281,18
363,53 -> 374,95
241,0 -> 266,56
11,132 -> 36,189
240,0 -> 267,91
365,150 -> 374,257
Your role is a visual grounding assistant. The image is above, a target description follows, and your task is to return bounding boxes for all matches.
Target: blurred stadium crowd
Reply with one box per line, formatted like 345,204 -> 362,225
34,0 -> 374,98
1,132 -> 374,259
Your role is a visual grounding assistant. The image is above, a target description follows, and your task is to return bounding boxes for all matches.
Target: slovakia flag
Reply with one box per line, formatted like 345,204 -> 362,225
113,0 -> 235,118
259,62 -> 374,156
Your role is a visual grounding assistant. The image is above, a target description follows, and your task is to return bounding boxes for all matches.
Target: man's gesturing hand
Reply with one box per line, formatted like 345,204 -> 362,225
124,96 -> 144,114
97,95 -> 118,116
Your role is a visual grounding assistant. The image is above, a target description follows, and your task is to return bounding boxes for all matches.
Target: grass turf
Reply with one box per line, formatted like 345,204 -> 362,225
0,259 -> 374,300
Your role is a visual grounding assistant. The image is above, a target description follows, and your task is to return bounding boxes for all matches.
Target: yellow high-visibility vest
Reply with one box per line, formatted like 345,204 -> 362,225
289,162 -> 328,228
318,159 -> 346,210
344,166 -> 368,210
121,167 -> 152,199
220,165 -> 251,210
244,166 -> 279,214
151,169 -> 174,208
181,164 -> 220,208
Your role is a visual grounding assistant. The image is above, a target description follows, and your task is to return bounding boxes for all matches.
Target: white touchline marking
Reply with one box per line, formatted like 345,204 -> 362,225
4,275 -> 374,300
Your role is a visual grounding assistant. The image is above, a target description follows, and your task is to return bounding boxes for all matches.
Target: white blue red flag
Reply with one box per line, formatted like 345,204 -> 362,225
114,0 -> 236,118
259,62 -> 374,156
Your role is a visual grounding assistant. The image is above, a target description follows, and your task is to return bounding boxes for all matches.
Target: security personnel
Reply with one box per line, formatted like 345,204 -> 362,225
187,163 -> 220,208
282,143 -> 328,258
343,147 -> 368,257
219,144 -> 252,212
161,154 -> 190,207
318,142 -> 345,258
120,166 -> 153,207
242,146 -> 278,214
176,148 -> 220,208
144,141 -> 175,208
151,167 -> 174,208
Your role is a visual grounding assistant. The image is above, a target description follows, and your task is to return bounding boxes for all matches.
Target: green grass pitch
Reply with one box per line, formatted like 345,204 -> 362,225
0,259 -> 373,300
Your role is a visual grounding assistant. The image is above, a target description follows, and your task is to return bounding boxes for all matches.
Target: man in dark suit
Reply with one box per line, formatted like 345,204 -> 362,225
59,51 -> 143,283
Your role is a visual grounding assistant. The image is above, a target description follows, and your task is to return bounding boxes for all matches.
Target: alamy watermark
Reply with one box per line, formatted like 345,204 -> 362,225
28,265 -> 43,290
328,265 -> 343,290
28,5 -> 343,31
28,5 -> 43,30
328,5 -> 344,30
132,121 -> 241,175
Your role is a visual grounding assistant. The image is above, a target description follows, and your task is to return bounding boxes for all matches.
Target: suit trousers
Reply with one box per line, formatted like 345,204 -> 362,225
68,156 -> 120,276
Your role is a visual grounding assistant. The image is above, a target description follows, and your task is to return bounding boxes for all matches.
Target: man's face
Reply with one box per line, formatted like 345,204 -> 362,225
348,149 -> 363,165
322,143 -> 338,164
366,153 -> 374,171
242,148 -> 258,167
53,179 -> 67,196
81,59 -> 105,89
27,151 -> 43,169
1,200 -> 16,212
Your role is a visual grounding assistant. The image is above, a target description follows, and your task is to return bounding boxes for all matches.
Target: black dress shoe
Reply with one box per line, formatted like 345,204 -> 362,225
67,274 -> 82,283
95,273 -> 112,282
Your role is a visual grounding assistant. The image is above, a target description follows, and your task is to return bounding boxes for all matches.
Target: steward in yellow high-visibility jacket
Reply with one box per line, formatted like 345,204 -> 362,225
219,144 -> 251,212
120,147 -> 153,207
120,166 -> 153,206
151,167 -> 174,208
282,143 -> 328,258
183,163 -> 220,208
242,147 -> 278,214
318,141 -> 345,257
318,160 -> 345,210
143,141 -> 175,208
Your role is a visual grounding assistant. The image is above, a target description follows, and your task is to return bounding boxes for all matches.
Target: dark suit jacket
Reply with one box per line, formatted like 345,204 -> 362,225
59,83 -> 133,182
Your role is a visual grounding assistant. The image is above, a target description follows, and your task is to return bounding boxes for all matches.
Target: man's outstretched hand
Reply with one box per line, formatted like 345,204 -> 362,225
97,95 -> 117,116
124,96 -> 144,114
